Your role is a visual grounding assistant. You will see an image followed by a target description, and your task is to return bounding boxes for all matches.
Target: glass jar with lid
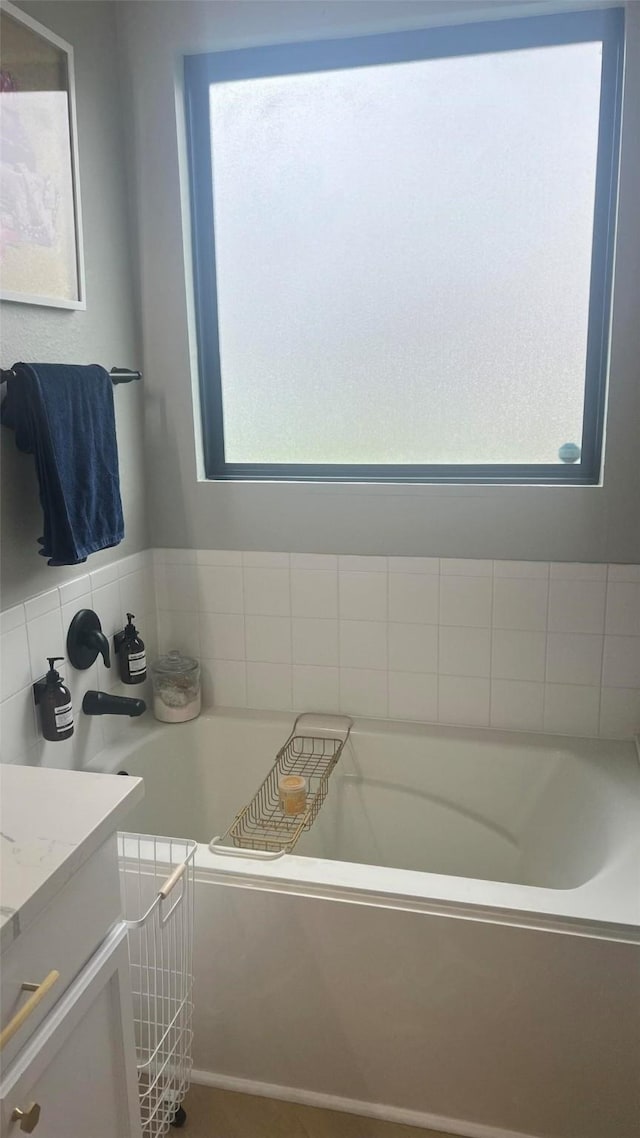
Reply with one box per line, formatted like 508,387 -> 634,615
150,650 -> 201,723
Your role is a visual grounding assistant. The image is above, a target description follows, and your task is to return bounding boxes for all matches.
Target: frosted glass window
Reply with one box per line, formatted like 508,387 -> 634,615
186,11 -> 621,481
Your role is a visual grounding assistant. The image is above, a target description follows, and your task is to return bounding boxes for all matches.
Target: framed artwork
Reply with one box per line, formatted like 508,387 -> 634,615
0,0 -> 85,308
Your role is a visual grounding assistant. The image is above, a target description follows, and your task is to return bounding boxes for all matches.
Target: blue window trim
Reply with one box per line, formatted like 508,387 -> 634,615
184,8 -> 624,485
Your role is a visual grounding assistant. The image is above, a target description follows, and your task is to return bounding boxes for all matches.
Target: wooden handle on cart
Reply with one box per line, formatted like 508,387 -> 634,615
159,862 -> 186,898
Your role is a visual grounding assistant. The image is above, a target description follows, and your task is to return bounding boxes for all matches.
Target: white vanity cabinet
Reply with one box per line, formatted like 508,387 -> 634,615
0,765 -> 145,1138
1,927 -> 141,1138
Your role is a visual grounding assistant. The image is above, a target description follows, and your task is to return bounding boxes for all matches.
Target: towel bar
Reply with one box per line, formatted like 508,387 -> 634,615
0,366 -> 142,386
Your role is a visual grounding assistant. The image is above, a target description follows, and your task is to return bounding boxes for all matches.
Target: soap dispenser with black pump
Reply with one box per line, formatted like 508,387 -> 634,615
33,658 -> 74,741
114,613 -> 147,685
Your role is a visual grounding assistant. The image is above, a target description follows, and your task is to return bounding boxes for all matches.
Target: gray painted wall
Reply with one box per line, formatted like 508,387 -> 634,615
121,0 -> 640,563
0,1 -> 146,611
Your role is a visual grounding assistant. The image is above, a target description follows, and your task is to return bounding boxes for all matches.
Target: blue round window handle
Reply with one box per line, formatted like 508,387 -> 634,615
558,442 -> 581,464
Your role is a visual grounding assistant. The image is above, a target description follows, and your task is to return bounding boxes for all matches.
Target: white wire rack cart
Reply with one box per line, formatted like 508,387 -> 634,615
118,833 -> 197,1136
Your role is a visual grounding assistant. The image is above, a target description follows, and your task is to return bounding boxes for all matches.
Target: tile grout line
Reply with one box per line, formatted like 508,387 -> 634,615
598,567 -> 612,737
435,567 -> 441,724
487,561 -> 495,728
383,568 -> 389,716
542,559 -> 552,731
241,557 -> 250,710
287,554 -> 293,711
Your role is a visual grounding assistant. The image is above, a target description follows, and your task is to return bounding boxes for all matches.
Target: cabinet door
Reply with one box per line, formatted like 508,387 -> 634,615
1,925 -> 142,1138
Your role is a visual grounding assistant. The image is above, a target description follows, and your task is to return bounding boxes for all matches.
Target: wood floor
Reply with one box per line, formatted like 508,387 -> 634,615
182,1084 -> 459,1137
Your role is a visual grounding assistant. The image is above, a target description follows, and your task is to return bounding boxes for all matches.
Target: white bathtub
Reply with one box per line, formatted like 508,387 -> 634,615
89,710 -> 640,1138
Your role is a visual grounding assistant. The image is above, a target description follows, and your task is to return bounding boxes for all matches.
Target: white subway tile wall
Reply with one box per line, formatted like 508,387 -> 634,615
293,664 -> 340,713
153,551 -> 640,740
3,552 -> 640,766
389,671 -> 438,722
388,623 -> 438,674
491,629 -> 546,682
0,550 -> 157,767
389,573 -> 438,624
292,618 -> 338,667
292,569 -> 338,619
490,679 -> 545,732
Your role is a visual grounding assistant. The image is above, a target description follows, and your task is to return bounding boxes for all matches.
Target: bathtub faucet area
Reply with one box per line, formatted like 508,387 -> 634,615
82,690 -> 146,717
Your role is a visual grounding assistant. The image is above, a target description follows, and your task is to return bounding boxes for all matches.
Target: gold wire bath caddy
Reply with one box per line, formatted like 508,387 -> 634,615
212,713 -> 352,856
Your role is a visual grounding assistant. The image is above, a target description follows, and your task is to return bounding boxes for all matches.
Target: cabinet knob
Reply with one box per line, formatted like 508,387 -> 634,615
11,1102 -> 41,1132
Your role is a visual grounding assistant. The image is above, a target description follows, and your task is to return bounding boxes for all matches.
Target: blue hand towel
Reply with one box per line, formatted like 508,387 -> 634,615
1,363 -> 124,565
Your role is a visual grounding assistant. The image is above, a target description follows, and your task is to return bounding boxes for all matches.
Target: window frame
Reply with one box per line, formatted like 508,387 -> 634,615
184,7 -> 624,485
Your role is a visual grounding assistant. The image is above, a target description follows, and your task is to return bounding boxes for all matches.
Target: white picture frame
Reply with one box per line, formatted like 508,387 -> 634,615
0,0 -> 86,309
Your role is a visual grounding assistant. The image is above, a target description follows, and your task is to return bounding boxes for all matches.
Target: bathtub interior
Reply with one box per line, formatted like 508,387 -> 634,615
113,713 -> 619,891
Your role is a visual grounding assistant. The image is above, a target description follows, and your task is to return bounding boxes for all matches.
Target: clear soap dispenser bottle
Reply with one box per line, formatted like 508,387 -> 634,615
33,657 -> 74,741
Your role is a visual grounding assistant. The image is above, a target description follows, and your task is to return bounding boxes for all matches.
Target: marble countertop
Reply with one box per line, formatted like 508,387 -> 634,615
0,764 -> 144,950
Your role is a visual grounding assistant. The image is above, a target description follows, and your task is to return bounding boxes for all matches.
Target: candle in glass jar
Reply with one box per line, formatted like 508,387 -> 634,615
278,775 -> 308,815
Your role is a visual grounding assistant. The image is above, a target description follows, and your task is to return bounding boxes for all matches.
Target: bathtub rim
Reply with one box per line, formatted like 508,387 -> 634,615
88,708 -> 640,944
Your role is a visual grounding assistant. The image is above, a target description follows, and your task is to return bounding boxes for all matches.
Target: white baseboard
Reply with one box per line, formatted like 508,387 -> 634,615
190,1068 -> 538,1138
